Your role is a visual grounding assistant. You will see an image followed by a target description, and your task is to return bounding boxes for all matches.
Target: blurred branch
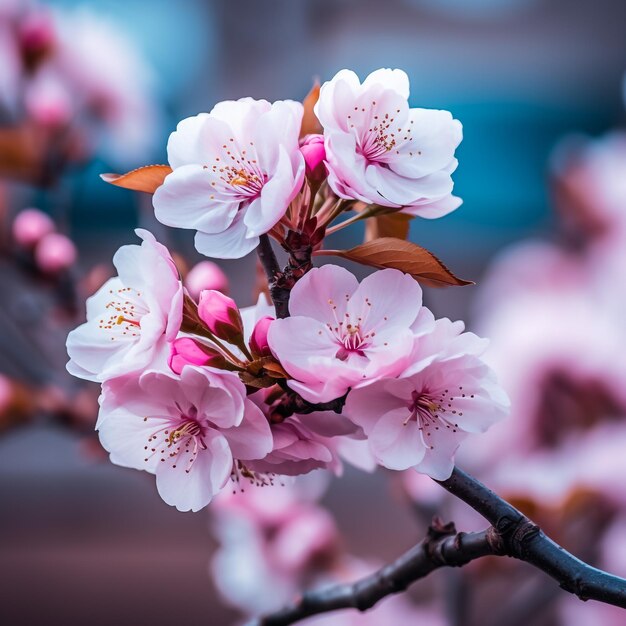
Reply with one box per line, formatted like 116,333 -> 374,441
251,467 -> 626,626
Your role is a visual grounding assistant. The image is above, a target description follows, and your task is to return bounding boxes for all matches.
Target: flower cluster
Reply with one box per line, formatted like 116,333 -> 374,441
67,68 -> 508,512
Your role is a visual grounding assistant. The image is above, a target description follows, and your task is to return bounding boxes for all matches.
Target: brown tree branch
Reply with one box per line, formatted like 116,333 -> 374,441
257,234 -> 290,319
249,520 -> 494,626
251,467 -> 626,626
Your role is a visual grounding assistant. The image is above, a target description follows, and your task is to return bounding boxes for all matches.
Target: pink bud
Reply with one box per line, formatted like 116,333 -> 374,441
34,232 -> 77,273
185,261 -> 229,300
300,134 -> 327,183
12,208 -> 55,247
169,337 -> 227,374
198,290 -> 244,344
250,316 -> 274,357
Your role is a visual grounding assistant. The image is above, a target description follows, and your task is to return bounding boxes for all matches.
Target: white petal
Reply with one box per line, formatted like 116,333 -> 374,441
153,164 -> 239,233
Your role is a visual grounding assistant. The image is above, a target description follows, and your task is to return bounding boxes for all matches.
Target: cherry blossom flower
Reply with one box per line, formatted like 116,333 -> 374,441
153,98 -> 305,259
468,241 -> 626,464
184,260 -> 229,299
552,131 -> 626,246
315,68 -> 462,217
12,208 -> 55,247
344,318 -> 509,480
97,366 -> 272,512
34,232 -> 76,273
246,389 -> 361,476
66,229 -> 183,382
268,265 -> 434,403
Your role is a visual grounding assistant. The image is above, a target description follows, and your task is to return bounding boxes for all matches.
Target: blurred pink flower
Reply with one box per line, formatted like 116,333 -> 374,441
24,67 -> 73,128
52,8 -> 159,164
268,265 -> 434,403
184,260 -> 229,299
66,229 -> 183,382
315,68 -> 462,217
344,318 -> 508,480
470,241 -> 626,463
552,132 -> 626,246
211,475 -> 341,614
97,366 -> 272,512
153,98 -> 305,259
12,208 -> 55,247
34,232 -> 76,273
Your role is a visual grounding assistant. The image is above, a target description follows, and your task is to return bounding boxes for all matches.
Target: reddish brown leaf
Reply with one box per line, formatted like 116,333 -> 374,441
100,164 -> 172,194
319,237 -> 473,287
365,212 -> 414,242
300,81 -> 322,137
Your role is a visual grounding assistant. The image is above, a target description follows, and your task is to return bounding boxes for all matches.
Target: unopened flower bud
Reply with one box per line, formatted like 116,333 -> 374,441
250,316 -> 274,357
198,290 -> 244,344
300,134 -> 327,183
185,261 -> 229,300
12,208 -> 55,247
169,337 -> 228,374
34,232 -> 77,273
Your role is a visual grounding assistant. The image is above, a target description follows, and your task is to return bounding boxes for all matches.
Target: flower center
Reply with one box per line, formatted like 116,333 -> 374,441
99,286 -> 147,340
405,388 -> 467,449
325,297 -> 377,361
143,406 -> 207,473
347,101 -> 418,163
206,139 -> 267,201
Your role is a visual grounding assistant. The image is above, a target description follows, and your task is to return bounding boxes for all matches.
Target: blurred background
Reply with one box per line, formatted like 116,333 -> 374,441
2,0 -> 626,624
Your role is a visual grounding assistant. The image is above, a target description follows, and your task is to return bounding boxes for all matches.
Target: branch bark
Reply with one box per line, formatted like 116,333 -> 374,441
251,467 -> 626,626
257,234 -> 290,319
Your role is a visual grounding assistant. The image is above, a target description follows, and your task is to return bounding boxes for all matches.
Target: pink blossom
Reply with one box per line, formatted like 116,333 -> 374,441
24,67 -> 73,128
344,318 -> 509,480
197,289 -> 243,343
246,390 -> 342,476
211,476 -> 340,614
153,98 -> 305,259
315,68 -> 462,217
34,232 -> 76,273
245,388 -> 365,477
268,265 -> 434,403
97,366 -> 272,512
12,208 -> 55,247
184,260 -> 229,300
300,133 -> 327,182
66,229 -> 183,383
469,241 -> 626,464
551,131 -> 626,245
168,337 -> 227,375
